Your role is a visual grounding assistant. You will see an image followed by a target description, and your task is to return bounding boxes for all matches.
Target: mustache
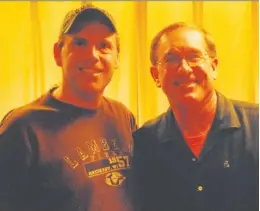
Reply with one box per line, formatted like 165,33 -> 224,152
173,80 -> 199,86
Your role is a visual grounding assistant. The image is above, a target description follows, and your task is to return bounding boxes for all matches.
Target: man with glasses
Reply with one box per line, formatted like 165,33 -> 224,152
131,22 -> 258,211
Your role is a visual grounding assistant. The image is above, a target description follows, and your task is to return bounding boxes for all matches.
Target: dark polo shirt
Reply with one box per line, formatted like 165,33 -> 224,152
132,92 -> 259,211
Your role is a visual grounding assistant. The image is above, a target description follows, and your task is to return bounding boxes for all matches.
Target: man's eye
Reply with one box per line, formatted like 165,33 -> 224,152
74,39 -> 87,47
99,41 -> 109,49
166,55 -> 180,63
100,42 -> 107,49
186,54 -> 201,61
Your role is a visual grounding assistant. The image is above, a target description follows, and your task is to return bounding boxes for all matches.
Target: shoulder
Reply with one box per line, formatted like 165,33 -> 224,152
228,98 -> 259,126
102,97 -> 137,131
0,94 -> 49,134
217,92 -> 258,125
133,111 -> 167,143
0,106 -> 32,133
102,97 -> 134,118
140,112 -> 166,131
231,99 -> 259,116
103,97 -> 132,113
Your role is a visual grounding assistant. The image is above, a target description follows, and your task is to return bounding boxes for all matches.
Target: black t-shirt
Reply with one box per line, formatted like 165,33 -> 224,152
0,89 -> 137,211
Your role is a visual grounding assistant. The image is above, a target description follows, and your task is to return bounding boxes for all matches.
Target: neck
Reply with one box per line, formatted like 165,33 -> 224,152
170,91 -> 217,137
52,86 -> 103,110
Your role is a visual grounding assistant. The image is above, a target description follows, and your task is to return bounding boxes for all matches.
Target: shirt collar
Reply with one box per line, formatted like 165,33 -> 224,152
158,91 -> 241,143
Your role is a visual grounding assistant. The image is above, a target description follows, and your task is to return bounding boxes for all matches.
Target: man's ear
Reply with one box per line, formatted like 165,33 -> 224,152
53,42 -> 62,67
211,57 -> 218,80
150,66 -> 161,88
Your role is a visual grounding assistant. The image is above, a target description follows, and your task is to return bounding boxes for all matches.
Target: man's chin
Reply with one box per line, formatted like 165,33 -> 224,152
180,94 -> 198,103
170,91 -> 205,106
78,85 -> 105,96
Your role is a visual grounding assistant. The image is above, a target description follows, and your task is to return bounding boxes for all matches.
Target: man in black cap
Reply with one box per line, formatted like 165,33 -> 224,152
0,5 -> 136,211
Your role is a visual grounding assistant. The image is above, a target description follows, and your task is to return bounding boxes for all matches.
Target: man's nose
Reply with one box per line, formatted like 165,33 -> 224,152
84,46 -> 99,64
177,58 -> 193,73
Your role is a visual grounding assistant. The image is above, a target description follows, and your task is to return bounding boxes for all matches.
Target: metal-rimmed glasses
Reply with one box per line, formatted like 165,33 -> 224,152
157,52 -> 210,69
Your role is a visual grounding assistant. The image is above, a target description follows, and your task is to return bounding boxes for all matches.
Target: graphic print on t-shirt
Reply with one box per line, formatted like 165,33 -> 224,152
63,136 -> 131,187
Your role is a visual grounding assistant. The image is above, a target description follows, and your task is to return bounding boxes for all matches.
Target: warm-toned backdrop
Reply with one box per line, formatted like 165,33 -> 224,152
0,1 -> 258,125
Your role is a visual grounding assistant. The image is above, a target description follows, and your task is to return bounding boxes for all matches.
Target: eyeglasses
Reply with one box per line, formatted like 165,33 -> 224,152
157,53 -> 209,69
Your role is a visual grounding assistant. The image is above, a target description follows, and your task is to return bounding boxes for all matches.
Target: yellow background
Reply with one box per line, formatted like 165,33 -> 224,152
0,1 -> 258,125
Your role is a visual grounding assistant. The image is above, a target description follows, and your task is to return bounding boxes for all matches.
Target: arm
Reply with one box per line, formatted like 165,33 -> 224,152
0,113 -> 33,211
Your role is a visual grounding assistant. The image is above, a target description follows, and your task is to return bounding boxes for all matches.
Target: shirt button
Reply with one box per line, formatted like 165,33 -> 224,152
192,158 -> 196,161
197,185 -> 203,191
